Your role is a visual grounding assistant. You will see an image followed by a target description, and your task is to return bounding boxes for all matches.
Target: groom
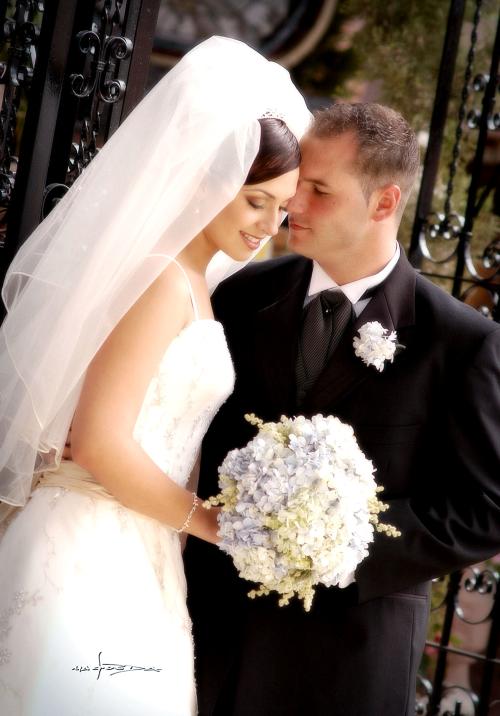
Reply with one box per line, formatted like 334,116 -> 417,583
183,103 -> 500,716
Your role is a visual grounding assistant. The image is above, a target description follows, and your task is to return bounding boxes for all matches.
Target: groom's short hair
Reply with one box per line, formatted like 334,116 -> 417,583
311,102 -> 420,218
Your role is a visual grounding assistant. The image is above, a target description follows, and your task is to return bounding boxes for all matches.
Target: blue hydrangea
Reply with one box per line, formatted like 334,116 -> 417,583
207,413 -> 400,612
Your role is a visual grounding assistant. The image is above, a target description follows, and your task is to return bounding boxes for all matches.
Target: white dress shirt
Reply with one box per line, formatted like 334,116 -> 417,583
305,244 -> 400,317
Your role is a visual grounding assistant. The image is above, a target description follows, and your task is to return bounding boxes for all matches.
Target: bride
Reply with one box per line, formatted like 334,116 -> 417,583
0,36 -> 310,715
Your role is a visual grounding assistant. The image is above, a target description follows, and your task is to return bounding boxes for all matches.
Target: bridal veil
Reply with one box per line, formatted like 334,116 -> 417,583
0,35 -> 311,507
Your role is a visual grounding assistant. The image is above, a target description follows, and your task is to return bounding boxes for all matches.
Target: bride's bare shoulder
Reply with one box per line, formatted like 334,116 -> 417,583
128,260 -> 194,331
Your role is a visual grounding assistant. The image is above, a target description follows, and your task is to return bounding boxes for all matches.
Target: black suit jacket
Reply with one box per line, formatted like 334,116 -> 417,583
184,250 -> 500,715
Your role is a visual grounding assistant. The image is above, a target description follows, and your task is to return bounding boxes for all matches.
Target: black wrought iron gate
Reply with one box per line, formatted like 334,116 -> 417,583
410,0 -> 499,322
412,1 -> 500,712
0,0 -> 161,284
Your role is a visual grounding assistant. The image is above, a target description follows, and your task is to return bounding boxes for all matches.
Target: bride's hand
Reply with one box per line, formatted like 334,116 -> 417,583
200,505 -> 221,545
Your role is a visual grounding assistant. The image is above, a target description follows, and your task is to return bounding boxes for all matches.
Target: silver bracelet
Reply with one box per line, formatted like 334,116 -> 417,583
174,493 -> 199,533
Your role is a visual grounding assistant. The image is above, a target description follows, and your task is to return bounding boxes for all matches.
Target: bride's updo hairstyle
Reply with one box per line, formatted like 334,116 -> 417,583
245,118 -> 301,184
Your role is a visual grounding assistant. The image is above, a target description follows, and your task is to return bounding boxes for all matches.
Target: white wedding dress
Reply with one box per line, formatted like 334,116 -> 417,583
0,268 -> 235,715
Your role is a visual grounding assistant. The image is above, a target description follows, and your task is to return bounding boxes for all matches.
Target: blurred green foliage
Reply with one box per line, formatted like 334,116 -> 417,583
291,0 -> 499,289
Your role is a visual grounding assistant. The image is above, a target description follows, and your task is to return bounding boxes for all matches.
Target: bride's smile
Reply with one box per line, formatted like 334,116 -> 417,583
195,167 -> 299,263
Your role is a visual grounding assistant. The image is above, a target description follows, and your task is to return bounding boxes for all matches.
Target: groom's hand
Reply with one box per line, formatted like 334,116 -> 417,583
62,425 -> 73,460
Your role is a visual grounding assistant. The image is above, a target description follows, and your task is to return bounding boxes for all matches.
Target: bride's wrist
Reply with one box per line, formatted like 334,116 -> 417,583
174,492 -> 199,534
185,502 -> 220,544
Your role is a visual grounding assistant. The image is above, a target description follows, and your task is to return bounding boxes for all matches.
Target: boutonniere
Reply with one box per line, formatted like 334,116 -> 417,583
353,321 -> 405,372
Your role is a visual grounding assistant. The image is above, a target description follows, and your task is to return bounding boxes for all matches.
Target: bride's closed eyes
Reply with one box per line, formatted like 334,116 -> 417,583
247,198 -> 265,210
247,197 -> 288,211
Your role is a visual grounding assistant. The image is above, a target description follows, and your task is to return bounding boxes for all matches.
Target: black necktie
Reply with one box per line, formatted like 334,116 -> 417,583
296,290 -> 353,404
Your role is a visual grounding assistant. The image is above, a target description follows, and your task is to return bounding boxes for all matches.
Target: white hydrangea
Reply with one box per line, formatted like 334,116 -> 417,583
353,321 -> 400,372
205,413 -> 400,612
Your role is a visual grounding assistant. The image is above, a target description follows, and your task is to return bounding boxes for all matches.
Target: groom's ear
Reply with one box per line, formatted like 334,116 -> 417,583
371,184 -> 401,222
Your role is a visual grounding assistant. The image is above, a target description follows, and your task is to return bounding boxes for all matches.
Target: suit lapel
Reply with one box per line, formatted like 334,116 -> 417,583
301,248 -> 417,414
254,259 -> 312,417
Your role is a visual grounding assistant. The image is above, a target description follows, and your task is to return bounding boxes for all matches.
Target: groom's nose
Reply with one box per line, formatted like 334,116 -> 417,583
287,185 -> 307,214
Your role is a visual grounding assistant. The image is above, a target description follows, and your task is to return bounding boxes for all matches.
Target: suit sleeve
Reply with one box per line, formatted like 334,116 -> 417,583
355,327 -> 500,603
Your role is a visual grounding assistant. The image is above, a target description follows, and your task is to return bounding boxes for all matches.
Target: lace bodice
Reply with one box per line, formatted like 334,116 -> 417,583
133,319 -> 234,486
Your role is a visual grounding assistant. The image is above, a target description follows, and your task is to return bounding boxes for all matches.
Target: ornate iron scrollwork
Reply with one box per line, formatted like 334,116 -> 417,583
416,0 -> 500,316
0,1 -> 44,246
41,114 -> 101,218
419,0 -> 484,262
68,1 -> 133,174
39,0 -> 134,217
70,0 -> 132,106
1,10 -> 38,87
69,30 -> 132,104
0,0 -> 160,289
418,566 -> 500,715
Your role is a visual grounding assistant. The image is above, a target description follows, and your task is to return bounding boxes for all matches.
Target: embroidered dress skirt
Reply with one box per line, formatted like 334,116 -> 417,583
0,463 -> 196,716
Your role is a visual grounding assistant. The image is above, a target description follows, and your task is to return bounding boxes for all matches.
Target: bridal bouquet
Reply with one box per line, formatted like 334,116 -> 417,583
204,413 -> 400,612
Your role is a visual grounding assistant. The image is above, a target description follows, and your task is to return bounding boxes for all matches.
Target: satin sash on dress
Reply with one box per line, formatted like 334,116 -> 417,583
36,460 -> 116,501
0,461 -> 115,529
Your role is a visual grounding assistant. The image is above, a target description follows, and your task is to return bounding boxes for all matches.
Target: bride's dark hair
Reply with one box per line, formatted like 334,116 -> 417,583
245,118 -> 301,185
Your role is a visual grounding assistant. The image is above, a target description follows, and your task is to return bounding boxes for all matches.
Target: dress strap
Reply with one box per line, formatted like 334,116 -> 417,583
151,254 -> 200,321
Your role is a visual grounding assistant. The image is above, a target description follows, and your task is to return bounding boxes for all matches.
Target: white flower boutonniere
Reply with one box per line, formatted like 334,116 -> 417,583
353,321 -> 404,372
